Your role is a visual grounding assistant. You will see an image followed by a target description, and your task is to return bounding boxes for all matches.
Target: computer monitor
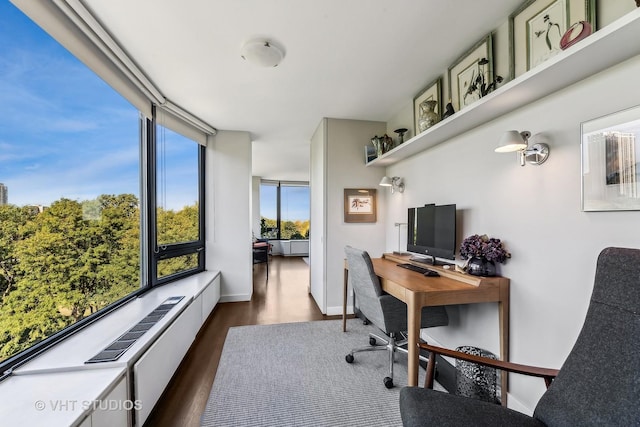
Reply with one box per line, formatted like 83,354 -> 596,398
407,203 -> 456,265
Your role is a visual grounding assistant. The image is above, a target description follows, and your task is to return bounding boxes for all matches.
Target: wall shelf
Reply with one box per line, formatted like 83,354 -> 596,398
367,8 -> 640,167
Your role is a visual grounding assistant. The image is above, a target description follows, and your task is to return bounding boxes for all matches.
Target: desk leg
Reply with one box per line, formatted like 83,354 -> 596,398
342,267 -> 348,332
499,281 -> 510,406
406,292 -> 420,387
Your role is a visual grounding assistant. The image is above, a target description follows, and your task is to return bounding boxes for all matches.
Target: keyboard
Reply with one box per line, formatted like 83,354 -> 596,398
397,263 -> 438,276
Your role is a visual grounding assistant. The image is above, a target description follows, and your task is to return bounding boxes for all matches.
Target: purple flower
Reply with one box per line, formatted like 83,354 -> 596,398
459,234 -> 511,264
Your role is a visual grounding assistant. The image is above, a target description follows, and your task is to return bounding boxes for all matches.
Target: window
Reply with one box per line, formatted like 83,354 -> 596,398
0,3 -> 207,374
150,115 -> 205,284
260,181 -> 309,240
0,3 -> 142,366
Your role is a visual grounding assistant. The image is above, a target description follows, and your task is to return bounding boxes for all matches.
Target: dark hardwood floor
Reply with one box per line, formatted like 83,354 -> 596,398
145,256 -> 335,426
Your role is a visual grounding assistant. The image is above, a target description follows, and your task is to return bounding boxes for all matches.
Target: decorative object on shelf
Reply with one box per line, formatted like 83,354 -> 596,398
463,58 -> 503,105
448,34 -> 493,112
344,188 -> 377,223
413,77 -> 442,136
442,100 -> 455,120
394,128 -> 408,146
459,234 -> 511,277
364,144 -> 377,163
379,176 -> 404,194
495,130 -> 550,166
510,0 -> 596,78
381,134 -> 394,152
371,135 -> 385,157
371,134 -> 394,157
560,21 -> 592,50
581,104 -> 640,212
418,100 -> 440,133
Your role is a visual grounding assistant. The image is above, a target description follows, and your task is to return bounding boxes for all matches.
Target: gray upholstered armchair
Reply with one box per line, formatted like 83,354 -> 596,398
400,247 -> 640,426
344,246 -> 449,389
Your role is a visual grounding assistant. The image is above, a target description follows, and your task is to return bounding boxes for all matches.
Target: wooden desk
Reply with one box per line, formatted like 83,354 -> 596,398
343,253 -> 510,403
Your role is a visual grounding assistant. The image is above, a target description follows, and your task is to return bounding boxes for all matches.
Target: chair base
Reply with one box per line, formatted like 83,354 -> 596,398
345,331 -> 429,389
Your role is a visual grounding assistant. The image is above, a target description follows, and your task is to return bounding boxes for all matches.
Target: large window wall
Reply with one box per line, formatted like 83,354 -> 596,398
260,180 -> 309,240
0,2 -> 205,375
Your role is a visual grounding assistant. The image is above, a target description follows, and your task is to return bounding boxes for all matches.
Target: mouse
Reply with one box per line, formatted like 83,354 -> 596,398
424,270 -> 440,277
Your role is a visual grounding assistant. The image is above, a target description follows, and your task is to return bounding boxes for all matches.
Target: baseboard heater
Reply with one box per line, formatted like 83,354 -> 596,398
85,296 -> 184,364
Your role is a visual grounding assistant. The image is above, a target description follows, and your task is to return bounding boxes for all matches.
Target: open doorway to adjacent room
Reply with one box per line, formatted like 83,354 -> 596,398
254,179 -> 311,291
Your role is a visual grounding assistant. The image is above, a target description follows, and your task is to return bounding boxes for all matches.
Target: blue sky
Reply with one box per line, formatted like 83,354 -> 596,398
0,2 -> 197,210
260,185 -> 310,222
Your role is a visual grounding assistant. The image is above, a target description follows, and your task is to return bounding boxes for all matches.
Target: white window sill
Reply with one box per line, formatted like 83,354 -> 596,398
0,270 -> 220,426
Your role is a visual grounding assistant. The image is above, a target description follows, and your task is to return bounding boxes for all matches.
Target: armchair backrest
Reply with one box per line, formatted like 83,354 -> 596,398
533,247 -> 640,425
345,246 -> 386,329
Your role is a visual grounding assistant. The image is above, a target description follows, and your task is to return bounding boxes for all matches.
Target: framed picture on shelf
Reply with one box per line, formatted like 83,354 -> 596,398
581,104 -> 640,211
344,189 -> 377,223
510,0 -> 596,78
448,34 -> 493,112
364,145 -> 376,164
413,77 -> 442,136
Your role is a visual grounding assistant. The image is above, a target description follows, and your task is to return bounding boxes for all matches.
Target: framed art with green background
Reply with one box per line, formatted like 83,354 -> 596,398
510,0 -> 596,78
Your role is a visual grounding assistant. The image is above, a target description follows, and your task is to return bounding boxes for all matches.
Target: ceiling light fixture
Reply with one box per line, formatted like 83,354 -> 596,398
240,40 -> 285,67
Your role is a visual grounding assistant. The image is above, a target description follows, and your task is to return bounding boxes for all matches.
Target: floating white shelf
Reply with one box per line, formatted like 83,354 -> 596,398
367,8 -> 640,167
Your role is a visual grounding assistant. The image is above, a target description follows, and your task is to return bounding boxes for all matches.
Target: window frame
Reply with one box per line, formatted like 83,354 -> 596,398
0,2 -> 210,382
147,108 -> 206,286
260,180 -> 309,240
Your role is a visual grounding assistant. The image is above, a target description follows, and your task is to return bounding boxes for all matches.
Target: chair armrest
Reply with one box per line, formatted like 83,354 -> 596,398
420,342 -> 559,389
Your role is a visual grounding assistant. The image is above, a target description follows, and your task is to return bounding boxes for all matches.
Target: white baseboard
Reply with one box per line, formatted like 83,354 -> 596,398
219,294 -> 251,303
506,393 -> 534,416
326,305 -> 353,316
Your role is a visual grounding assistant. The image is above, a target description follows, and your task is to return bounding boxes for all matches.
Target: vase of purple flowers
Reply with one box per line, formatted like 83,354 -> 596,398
459,234 -> 511,277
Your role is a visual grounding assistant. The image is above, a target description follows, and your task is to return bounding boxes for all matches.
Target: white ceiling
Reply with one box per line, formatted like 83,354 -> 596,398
83,0 -> 524,181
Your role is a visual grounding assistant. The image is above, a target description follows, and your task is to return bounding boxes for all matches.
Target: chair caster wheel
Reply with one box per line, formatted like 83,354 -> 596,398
383,377 -> 394,389
345,354 -> 354,363
369,337 -> 377,346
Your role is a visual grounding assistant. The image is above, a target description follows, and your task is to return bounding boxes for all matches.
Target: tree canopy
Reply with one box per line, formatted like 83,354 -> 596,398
0,194 -> 198,361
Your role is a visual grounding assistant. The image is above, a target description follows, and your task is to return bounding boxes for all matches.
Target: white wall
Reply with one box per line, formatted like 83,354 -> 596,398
310,119 -> 327,311
206,131 -> 253,302
310,118 -> 388,314
382,54 -> 640,412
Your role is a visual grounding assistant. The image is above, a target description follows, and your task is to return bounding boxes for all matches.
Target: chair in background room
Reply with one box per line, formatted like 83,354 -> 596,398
253,239 -> 271,280
400,246 -> 640,426
344,246 -> 449,389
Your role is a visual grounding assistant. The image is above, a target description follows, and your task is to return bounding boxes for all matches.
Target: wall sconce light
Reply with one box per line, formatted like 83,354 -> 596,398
495,130 -> 550,166
380,176 -> 405,193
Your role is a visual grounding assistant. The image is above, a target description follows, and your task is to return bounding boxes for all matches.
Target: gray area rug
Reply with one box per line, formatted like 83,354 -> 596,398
201,319 -> 432,426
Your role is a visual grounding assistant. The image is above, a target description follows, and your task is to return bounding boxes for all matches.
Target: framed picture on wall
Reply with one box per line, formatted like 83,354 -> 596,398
581,105 -> 640,211
448,34 -> 493,112
344,189 -> 377,223
510,0 -> 596,78
413,77 -> 442,136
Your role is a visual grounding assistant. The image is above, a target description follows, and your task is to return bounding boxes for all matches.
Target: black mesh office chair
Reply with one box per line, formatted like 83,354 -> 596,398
344,246 -> 449,389
400,247 -> 640,426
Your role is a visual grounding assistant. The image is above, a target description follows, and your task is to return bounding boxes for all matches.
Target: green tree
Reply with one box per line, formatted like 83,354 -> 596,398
0,195 -> 141,360
0,205 -> 37,301
156,203 -> 200,277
